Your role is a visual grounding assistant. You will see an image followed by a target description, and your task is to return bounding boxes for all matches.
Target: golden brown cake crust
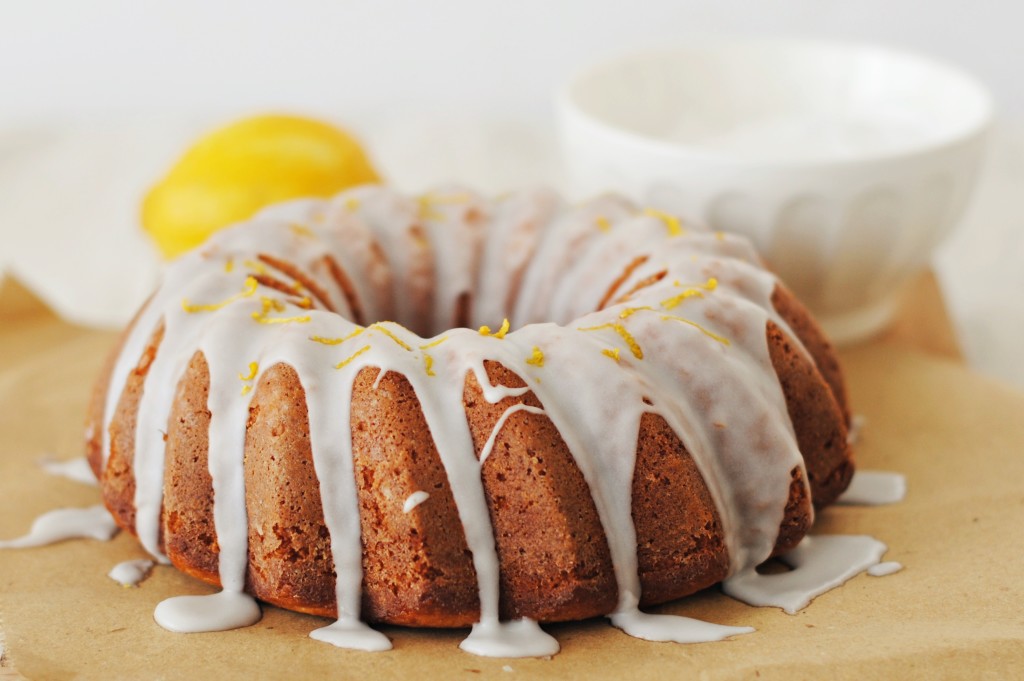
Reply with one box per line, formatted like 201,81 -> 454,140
100,323 -> 165,535
163,352 -> 218,579
242,363 -> 337,615
771,284 -> 851,425
350,367 -> 481,626
465,361 -> 617,622
632,412 -> 730,606
768,286 -> 855,507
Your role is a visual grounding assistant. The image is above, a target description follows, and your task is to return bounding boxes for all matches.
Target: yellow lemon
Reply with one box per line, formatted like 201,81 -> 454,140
142,114 -> 379,258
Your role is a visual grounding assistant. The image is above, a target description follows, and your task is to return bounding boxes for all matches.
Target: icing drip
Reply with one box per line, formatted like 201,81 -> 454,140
609,611 -> 753,644
150,308 -> 268,632
461,618 -> 559,658
92,186 -> 873,657
38,455 -> 97,486
402,490 -> 430,513
0,505 -> 118,549
305,348 -> 381,647
868,561 -> 903,577
836,471 -> 907,505
154,591 -> 262,633
478,404 -> 546,464
413,340 -> 530,653
108,559 -> 155,587
310,620 -> 392,652
723,535 -> 888,614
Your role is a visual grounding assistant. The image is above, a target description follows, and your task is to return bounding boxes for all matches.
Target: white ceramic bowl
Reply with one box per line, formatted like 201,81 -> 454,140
558,40 -> 993,344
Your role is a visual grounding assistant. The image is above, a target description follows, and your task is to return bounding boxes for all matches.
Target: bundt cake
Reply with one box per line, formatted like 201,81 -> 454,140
85,186 -> 854,656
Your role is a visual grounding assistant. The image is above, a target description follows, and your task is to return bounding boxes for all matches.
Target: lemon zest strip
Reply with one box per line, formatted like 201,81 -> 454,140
257,297 -> 286,315
243,259 -> 268,275
310,328 -> 365,345
182,276 -> 258,313
370,323 -> 413,351
335,345 -> 372,369
659,314 -> 731,346
602,348 -> 621,362
416,196 -> 444,221
673,277 -> 718,291
253,313 -> 312,325
660,278 -> 718,310
642,208 -> 685,237
525,346 -> 544,367
289,223 -> 316,239
660,289 -> 705,309
578,322 -> 643,359
252,296 -> 309,324
619,306 -> 654,319
238,362 -> 259,381
479,318 -> 510,339
419,336 -> 449,350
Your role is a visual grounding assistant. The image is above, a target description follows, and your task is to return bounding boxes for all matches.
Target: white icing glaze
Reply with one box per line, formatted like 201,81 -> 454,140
475,189 -> 560,328
402,490 -> 431,513
868,561 -> 903,577
836,470 -> 907,506
478,404 -> 546,464
37,455 -> 98,486
310,619 -> 392,652
0,505 -> 118,549
92,186 -> 870,656
723,535 -> 888,614
108,559 -> 155,587
154,591 -> 262,633
461,618 -> 559,658
610,610 -> 753,643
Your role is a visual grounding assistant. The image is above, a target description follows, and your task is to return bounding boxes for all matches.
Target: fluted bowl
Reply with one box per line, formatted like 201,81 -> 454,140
558,40 -> 993,344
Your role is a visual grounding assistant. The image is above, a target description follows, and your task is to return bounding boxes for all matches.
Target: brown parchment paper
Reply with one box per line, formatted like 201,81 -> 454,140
1,279 -> 1023,681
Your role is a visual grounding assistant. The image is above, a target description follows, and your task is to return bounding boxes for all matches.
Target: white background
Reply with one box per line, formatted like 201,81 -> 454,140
3,1 -> 1024,122
0,0 -> 1022,387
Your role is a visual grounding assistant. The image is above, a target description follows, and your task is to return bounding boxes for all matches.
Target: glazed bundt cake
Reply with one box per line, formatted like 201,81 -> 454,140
85,186 -> 854,656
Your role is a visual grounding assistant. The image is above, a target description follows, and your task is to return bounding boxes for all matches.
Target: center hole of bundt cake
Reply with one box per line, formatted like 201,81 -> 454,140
388,288 -> 526,339
304,248 -> 666,338
257,238 -> 673,340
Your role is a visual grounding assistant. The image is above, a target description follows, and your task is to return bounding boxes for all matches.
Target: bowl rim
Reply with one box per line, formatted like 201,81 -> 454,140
557,38 -> 995,169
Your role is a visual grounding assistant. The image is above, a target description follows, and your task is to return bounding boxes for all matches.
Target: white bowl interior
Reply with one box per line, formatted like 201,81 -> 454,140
567,42 -> 992,162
